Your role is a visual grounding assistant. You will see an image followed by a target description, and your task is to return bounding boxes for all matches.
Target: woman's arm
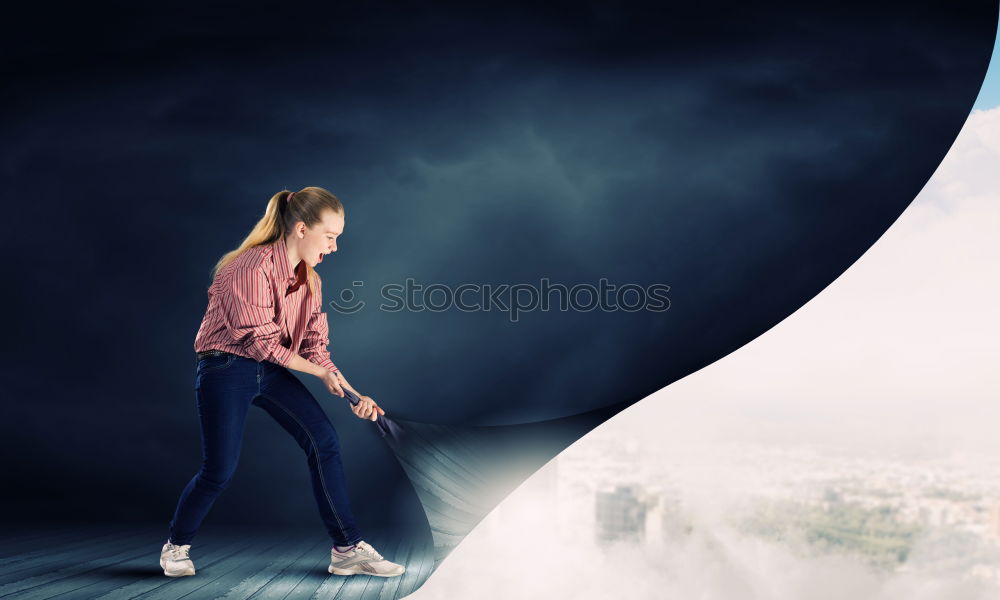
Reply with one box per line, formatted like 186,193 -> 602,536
284,353 -> 329,378
296,354 -> 346,398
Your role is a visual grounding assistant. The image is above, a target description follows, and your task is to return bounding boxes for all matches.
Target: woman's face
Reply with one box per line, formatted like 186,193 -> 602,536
295,208 -> 344,268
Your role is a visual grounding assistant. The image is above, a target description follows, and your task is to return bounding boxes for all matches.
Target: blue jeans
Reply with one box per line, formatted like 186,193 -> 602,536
167,352 -> 363,546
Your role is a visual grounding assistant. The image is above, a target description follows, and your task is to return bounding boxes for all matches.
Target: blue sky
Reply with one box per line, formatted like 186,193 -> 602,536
972,19 -> 1000,109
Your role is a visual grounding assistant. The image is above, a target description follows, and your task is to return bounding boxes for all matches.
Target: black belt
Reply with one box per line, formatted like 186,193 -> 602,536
196,349 -> 232,360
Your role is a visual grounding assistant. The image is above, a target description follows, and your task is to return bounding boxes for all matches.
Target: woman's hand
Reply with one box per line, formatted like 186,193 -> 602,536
350,394 -> 384,421
336,371 -> 385,421
319,370 -> 345,397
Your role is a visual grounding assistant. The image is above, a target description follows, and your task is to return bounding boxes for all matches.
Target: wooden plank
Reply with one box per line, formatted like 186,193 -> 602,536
280,537 -> 341,599
0,527 -> 116,560
305,560 -> 347,599
414,535 -> 440,597
330,570 -> 373,599
204,532 -> 327,599
0,526 -> 139,570
0,529 -> 156,591
252,534 -> 331,599
396,534 -> 433,598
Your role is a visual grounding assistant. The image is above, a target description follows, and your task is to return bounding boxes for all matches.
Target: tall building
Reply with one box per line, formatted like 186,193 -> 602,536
595,484 -> 652,543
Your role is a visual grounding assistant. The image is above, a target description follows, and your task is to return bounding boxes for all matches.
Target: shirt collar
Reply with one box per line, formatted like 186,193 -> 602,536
272,235 -> 307,294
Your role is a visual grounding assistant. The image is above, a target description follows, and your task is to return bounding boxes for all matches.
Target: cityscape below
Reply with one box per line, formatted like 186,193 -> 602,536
414,430 -> 1000,598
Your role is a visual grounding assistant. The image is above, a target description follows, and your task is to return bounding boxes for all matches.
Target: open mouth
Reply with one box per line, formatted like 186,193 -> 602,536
318,253 -> 324,263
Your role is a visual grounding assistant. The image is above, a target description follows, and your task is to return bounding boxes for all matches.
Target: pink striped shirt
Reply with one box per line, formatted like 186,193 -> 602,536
194,235 -> 339,373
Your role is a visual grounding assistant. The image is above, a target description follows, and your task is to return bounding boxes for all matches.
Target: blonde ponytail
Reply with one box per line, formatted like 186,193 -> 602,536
211,187 -> 344,297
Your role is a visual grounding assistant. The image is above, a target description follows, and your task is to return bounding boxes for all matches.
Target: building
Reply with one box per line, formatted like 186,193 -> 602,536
595,484 -> 654,543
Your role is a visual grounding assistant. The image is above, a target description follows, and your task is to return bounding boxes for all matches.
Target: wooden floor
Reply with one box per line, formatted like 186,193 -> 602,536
0,523 -> 435,600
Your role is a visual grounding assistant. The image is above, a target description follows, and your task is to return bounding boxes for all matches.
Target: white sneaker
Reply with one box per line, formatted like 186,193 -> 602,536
160,540 -> 196,577
328,540 -> 405,577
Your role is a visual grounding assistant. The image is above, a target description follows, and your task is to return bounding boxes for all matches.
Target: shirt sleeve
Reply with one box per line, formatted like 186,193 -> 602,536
220,264 -> 295,367
299,280 -> 339,373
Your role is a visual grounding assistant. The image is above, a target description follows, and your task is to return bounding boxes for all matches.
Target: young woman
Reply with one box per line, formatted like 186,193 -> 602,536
160,186 -> 405,578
